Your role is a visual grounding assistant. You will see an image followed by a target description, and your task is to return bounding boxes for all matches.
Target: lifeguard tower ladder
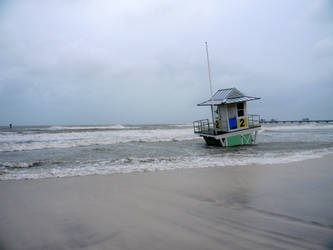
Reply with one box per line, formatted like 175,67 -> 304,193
193,88 -> 261,147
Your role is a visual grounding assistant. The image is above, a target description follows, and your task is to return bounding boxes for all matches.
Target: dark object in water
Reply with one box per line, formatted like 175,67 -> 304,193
203,136 -> 222,146
9,123 -> 12,128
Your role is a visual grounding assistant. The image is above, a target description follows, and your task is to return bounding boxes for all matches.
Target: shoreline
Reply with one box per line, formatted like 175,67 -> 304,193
1,154 -> 333,249
2,151 -> 333,182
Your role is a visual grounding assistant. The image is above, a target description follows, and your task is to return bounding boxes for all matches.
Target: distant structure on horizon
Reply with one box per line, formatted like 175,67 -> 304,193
260,118 -> 333,124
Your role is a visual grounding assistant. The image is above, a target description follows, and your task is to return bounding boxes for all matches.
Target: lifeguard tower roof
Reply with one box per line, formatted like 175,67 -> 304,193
198,88 -> 260,106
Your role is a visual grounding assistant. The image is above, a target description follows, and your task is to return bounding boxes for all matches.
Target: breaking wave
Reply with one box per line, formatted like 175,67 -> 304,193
1,161 -> 44,169
1,148 -> 332,180
46,125 -> 137,130
0,128 -> 196,152
1,123 -> 333,180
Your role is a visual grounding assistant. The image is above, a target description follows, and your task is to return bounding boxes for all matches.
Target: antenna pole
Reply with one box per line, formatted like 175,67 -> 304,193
205,42 -> 216,133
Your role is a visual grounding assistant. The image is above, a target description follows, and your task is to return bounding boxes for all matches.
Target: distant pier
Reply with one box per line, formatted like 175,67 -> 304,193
261,120 -> 333,124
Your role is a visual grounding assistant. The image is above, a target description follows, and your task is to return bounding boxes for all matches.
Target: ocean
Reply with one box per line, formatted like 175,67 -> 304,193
1,123 -> 333,180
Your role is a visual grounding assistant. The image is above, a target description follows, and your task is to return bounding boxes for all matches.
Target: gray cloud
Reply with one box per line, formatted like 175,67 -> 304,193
0,0 -> 332,125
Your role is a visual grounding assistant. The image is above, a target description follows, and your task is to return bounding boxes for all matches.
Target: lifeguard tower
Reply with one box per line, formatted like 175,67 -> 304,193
193,88 -> 261,147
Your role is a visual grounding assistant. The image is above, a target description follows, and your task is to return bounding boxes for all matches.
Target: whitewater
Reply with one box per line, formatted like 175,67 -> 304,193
1,123 -> 333,180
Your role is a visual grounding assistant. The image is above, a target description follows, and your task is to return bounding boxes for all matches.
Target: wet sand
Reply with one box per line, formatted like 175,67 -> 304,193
1,155 -> 333,250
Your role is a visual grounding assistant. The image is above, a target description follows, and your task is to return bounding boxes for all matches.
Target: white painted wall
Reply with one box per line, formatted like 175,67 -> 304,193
219,105 -> 229,131
216,102 -> 250,132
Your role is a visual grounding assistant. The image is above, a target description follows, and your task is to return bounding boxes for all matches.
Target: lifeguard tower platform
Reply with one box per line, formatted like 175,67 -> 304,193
193,88 -> 261,147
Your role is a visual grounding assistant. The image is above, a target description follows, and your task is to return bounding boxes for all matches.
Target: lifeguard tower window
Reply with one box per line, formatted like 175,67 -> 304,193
237,103 -> 245,117
214,106 -> 219,119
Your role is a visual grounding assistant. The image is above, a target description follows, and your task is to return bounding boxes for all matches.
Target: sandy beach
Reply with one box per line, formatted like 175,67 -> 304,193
1,154 -> 333,250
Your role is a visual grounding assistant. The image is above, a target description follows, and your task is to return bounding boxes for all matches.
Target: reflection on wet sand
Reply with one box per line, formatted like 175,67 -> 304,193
0,155 -> 333,249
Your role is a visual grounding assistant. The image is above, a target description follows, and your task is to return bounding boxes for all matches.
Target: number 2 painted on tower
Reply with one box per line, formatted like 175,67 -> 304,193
239,119 -> 245,127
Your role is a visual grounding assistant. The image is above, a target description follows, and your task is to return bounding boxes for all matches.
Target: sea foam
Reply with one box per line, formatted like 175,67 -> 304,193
0,128 -> 196,152
1,147 -> 332,180
1,123 -> 333,180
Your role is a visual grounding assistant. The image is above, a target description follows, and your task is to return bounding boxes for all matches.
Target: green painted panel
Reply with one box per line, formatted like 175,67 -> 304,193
227,134 -> 252,147
227,135 -> 242,147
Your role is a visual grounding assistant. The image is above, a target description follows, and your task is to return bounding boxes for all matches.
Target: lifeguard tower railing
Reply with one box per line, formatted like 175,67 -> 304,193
247,114 -> 261,128
193,114 -> 260,135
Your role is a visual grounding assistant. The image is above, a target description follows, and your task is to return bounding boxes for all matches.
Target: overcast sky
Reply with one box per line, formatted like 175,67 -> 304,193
0,0 -> 332,125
